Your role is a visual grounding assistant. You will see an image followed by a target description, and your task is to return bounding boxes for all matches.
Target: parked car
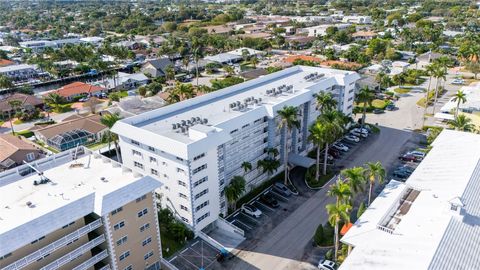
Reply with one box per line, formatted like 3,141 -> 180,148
273,182 -> 293,197
352,127 -> 369,134
385,104 -> 395,111
241,204 -> 262,218
318,259 -> 337,270
328,149 -> 340,159
451,78 -> 465,85
350,130 -> 367,138
373,109 -> 385,114
78,97 -> 89,102
393,170 -> 411,179
408,150 -> 426,159
332,142 -> 349,152
399,154 -> 418,162
259,192 -> 279,208
344,135 -> 360,143
397,165 -> 415,173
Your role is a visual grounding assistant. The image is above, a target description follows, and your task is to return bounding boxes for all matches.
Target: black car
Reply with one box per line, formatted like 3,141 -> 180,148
259,192 -> 279,208
393,170 -> 411,179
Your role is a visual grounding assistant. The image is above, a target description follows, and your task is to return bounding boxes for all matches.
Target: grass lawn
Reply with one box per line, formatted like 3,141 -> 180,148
52,103 -> 74,113
394,88 -> 411,94
87,142 -> 108,150
16,130 -> 34,138
416,89 -> 446,108
306,166 -> 336,188
356,99 -> 388,110
13,119 -> 23,125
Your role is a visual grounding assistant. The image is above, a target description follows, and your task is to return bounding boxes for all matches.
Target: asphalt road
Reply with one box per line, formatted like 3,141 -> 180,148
226,124 -> 421,270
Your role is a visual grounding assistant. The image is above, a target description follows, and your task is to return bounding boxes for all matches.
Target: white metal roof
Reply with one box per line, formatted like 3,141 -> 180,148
0,148 -> 161,257
0,64 -> 36,73
340,130 -> 480,270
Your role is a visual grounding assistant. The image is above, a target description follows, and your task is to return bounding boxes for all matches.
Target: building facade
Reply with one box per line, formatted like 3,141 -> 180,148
112,66 -> 360,232
0,148 -> 163,270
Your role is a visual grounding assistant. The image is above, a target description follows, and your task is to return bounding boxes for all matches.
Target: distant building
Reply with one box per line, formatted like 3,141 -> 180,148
47,82 -> 106,101
0,64 -> 38,81
94,72 -> 149,91
302,23 -> 351,37
0,59 -> 14,67
141,58 -> 174,78
0,93 -> 44,119
0,147 -> 163,270
204,53 -> 243,65
342,15 -> 372,24
228,47 -> 266,58
0,134 -> 43,171
352,31 -> 377,41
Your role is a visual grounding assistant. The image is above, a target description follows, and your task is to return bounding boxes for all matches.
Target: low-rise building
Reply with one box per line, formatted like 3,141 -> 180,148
340,130 -> 480,270
94,72 -> 149,91
0,59 -> 14,67
0,93 -> 44,119
0,134 -> 43,171
204,53 -> 243,65
342,15 -> 372,24
351,31 -> 377,41
0,64 -> 38,81
141,58 -> 174,78
0,147 -> 163,270
47,82 -> 106,101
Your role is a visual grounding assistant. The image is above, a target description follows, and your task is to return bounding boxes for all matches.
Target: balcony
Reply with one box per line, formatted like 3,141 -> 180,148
72,250 -> 109,270
3,219 -> 103,270
39,234 -> 105,270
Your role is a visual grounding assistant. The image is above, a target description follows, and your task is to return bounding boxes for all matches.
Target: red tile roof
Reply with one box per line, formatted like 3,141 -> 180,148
0,59 -> 14,67
48,82 -> 105,98
284,55 -> 323,63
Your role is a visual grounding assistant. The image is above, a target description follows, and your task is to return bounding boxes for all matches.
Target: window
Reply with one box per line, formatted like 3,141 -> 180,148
62,221 -> 75,229
131,140 -> 140,145
144,250 -> 154,260
178,180 -> 186,187
179,193 -> 187,199
195,189 -> 208,200
150,156 -> 157,163
142,236 -> 152,246
180,205 -> 189,211
0,253 -> 12,261
242,124 -> 250,129
134,161 -> 144,170
193,153 -> 205,161
136,194 -> 147,202
26,152 -> 35,161
151,169 -> 158,175
176,157 -> 184,161
148,146 -> 155,151
116,235 -> 128,246
132,150 -> 142,157
137,208 -> 148,218
114,221 -> 125,231
192,164 -> 207,175
196,200 -> 209,212
196,212 -> 210,224
181,217 -> 189,223
124,265 -> 133,270
119,250 -> 130,261
230,129 -> 238,134
111,207 -> 123,215
254,118 -> 262,124
193,176 -> 208,187
140,223 -> 150,232
30,236 -> 46,244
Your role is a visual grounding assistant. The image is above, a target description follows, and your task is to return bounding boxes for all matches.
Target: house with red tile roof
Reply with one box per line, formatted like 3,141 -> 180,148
47,82 -> 106,101
0,59 -> 14,67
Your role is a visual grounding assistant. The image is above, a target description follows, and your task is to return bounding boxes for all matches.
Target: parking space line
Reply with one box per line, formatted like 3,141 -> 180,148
191,240 -> 199,247
271,190 -> 289,201
240,212 -> 260,223
255,200 -> 274,212
169,256 -> 177,262
177,254 -> 199,269
234,220 -> 252,230
180,248 -> 189,254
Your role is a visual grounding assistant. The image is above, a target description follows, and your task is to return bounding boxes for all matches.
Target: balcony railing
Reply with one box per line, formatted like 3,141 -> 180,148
72,250 -> 109,270
3,219 -> 103,270
39,235 -> 105,270
98,265 -> 111,270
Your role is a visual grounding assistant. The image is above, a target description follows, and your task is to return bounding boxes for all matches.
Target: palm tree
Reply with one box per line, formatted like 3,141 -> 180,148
356,86 -> 375,129
315,91 -> 338,113
449,114 -> 475,132
317,111 -> 343,175
251,56 -> 258,69
171,82 -> 196,101
0,75 -> 14,89
241,161 -> 252,176
308,122 -> 325,181
223,65 -> 235,77
452,90 -> 467,119
423,63 -> 436,126
7,100 -> 22,135
224,176 -> 246,211
340,167 -> 366,194
277,106 -> 300,185
328,181 -> 352,206
364,162 -> 386,206
44,93 -> 65,110
431,64 -> 447,114
101,113 -> 123,163
326,203 -> 351,261
257,159 -> 280,176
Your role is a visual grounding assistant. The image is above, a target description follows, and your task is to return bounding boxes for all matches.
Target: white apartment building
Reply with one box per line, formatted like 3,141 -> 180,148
0,148 -> 163,270
340,130 -> 480,269
302,23 -> 351,37
112,66 -> 360,232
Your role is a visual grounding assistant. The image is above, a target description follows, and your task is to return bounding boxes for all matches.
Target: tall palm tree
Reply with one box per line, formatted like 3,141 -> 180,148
7,100 -> 22,135
318,111 -> 343,175
44,93 -> 66,110
315,91 -> 338,114
277,106 -> 300,185
241,161 -> 252,176
432,64 -> 447,114
327,180 -> 352,207
224,175 -> 246,211
452,90 -> 467,119
423,63 -> 436,126
326,203 -> 351,261
364,162 -> 386,206
356,86 -> 375,129
257,159 -> 280,176
101,113 -> 123,163
449,114 -> 475,132
340,167 -> 366,194
308,122 -> 325,181
251,56 -> 258,69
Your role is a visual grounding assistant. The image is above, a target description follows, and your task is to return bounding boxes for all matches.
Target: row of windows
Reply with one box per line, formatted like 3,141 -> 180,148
114,221 -> 125,231
134,161 -> 144,170
193,176 -> 208,187
178,180 -> 187,187
119,250 -> 130,261
116,235 -> 128,246
195,189 -> 208,200
144,250 -> 154,260
30,235 -> 46,245
138,208 -> 148,218
196,212 -> 210,224
130,139 -> 184,163
179,193 -> 188,199
180,205 -> 189,211
193,153 -> 205,161
192,164 -> 207,174
196,200 -> 209,212
140,223 -> 150,232
111,207 -> 123,215
142,236 -> 152,246
136,194 -> 147,203
61,221 -> 75,229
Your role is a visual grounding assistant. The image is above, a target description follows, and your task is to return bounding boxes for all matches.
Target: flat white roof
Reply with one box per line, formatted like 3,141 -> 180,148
439,82 -> 480,114
114,66 -> 359,145
340,130 -> 480,270
0,64 -> 36,73
0,148 -> 161,256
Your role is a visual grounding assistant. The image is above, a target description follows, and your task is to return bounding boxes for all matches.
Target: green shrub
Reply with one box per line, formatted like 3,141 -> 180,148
325,249 -> 334,260
16,130 -> 34,138
357,202 -> 366,219
314,224 -> 325,246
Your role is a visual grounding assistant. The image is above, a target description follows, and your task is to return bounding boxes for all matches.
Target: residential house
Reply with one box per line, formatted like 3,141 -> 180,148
0,59 -> 14,67
141,58 -> 174,78
33,114 -> 108,151
0,93 -> 44,119
18,40 -> 57,52
94,72 -> 149,91
79,36 -> 104,46
228,47 -> 266,58
47,82 -> 106,101
285,35 -> 316,49
342,15 -> 372,24
202,25 -> 234,35
204,53 -> 243,65
302,24 -> 351,37
0,134 -> 43,171
0,64 -> 38,81
352,31 -> 377,41
114,40 -> 142,50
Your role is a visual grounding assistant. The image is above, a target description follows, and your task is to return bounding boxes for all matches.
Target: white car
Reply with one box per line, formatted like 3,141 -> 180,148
332,142 -> 349,152
451,79 -> 465,85
350,130 -> 367,138
352,127 -> 369,134
408,150 -> 426,159
242,204 -> 262,218
344,135 -> 360,143
318,259 -> 336,270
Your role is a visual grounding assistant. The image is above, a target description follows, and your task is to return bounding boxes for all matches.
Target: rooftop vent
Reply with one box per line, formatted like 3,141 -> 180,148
26,201 -> 35,208
100,177 -> 108,183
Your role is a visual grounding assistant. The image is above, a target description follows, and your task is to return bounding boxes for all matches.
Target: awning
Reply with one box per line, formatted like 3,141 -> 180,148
341,222 -> 354,236
288,153 -> 315,168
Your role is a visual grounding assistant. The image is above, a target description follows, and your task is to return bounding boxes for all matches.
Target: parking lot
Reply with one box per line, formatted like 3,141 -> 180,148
169,238 -> 223,270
